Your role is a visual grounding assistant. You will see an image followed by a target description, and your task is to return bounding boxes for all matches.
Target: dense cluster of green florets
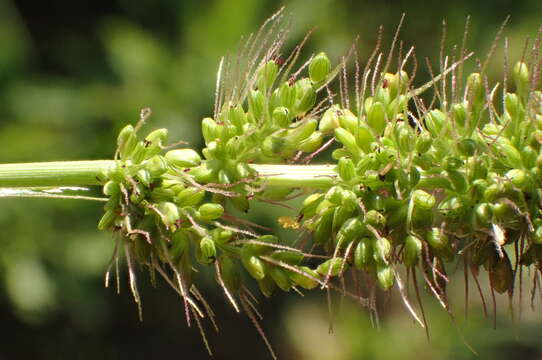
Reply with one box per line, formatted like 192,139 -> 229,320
98,37 -> 542,353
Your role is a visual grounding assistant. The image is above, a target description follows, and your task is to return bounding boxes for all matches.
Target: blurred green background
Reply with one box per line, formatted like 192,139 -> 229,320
1,0 -> 542,358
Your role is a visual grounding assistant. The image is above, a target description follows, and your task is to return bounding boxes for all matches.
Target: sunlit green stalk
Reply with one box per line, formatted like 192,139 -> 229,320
0,160 -> 336,190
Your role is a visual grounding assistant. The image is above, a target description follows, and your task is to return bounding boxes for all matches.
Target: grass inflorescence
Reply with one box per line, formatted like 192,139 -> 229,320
86,9 -> 542,357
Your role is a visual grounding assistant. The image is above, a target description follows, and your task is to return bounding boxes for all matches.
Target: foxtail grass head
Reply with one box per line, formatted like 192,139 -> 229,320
97,8 -> 542,356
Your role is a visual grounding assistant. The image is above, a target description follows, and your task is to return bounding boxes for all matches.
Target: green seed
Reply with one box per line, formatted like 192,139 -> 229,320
145,155 -> 168,177
257,60 -> 278,91
376,264 -> 395,290
290,266 -> 320,289
316,257 -> 347,277
337,157 -> 357,182
272,106 -> 291,128
294,78 -> 316,115
268,266 -> 291,291
411,189 -> 436,210
198,203 -> 224,221
258,275 -> 276,297
309,52 -> 331,83
426,227 -> 448,250
165,149 -> 202,168
176,187 -> 205,207
242,254 -> 266,280
354,237 -> 374,270
366,101 -> 387,135
248,89 -> 266,120
319,105 -> 341,133
403,235 -> 422,267
373,237 -> 392,265
157,201 -> 180,227
98,209 -> 118,231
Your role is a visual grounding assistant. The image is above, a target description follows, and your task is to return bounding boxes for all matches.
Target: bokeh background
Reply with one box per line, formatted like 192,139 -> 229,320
1,0 -> 542,359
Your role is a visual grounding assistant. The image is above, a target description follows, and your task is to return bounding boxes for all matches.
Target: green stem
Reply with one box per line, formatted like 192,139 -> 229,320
250,164 -> 336,188
0,161 -> 336,189
0,160 -> 112,188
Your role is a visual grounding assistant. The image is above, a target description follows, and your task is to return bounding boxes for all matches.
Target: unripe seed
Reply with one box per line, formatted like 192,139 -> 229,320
270,250 -> 304,265
279,82 -> 297,110
325,186 -> 344,204
176,187 -> 205,207
309,52 -> 331,83
268,266 -> 291,291
257,60 -> 278,91
438,196 -> 464,219
474,202 -> 493,226
299,131 -> 324,153
258,276 -> 276,297
367,101 -> 387,135
425,109 -> 448,136
103,180 -> 120,196
373,237 -> 392,264
365,209 -> 386,229
290,266 -> 320,289
150,187 -> 175,203
483,183 -> 506,203
411,189 -> 436,210
336,217 -> 364,246
300,193 -> 324,218
415,131 -> 432,153
465,72 -> 484,108
198,203 -> 224,221
403,235 -> 422,267
242,254 -> 266,280
313,209 -> 334,245
354,237 -> 373,270
505,93 -> 521,117
285,118 -> 318,144
513,61 -> 529,94
426,227 -> 448,250
505,169 -> 528,190
452,102 -> 468,128
457,139 -> 477,157
335,127 -> 362,158
229,104 -> 247,131
272,106 -> 291,128
248,89 -> 266,120
117,125 -> 137,160
212,228 -> 233,245
447,170 -> 468,193
337,157 -> 357,182
376,264 -> 395,290
202,117 -> 220,144
338,109 -> 359,134
157,201 -> 180,227
145,155 -> 168,177
165,149 -> 202,168
355,125 -> 376,153
494,139 -> 523,169
294,78 -> 316,115
316,257 -> 348,277
188,161 -> 219,183
136,169 -> 151,187
319,105 -> 341,133
98,209 -> 118,230
199,236 -> 216,263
